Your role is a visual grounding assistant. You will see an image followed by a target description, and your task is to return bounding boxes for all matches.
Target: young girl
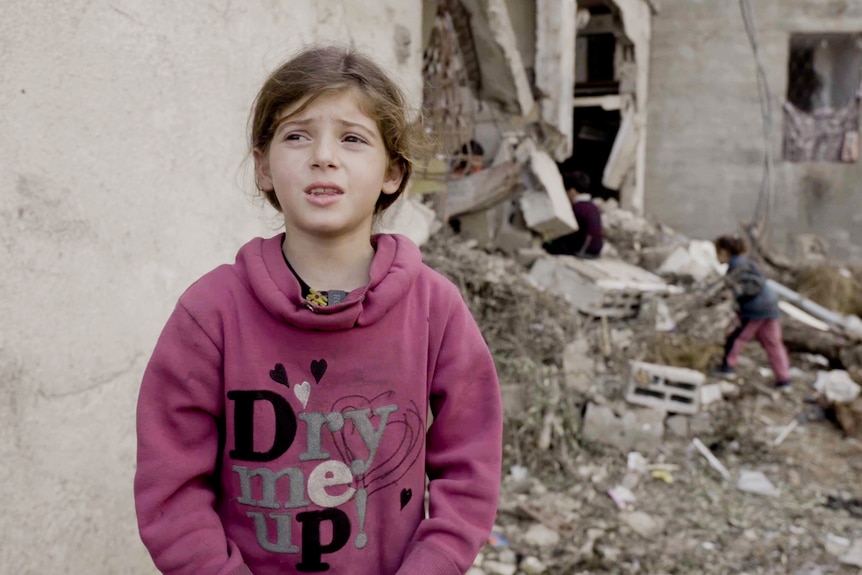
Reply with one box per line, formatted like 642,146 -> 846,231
713,235 -> 791,388
135,46 -> 503,575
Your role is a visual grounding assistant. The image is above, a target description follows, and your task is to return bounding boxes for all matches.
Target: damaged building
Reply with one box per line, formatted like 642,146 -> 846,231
415,0 -> 655,253
646,0 -> 862,262
414,0 -> 862,263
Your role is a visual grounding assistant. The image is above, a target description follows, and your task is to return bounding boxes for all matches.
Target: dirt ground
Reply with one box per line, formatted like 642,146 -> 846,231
422,228 -> 862,575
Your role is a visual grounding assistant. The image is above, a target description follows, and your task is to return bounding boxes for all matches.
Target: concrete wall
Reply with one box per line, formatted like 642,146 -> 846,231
645,0 -> 862,260
0,1 -> 421,572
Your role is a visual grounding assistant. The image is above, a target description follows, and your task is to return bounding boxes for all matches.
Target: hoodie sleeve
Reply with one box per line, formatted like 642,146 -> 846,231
135,302 -> 252,575
397,291 -> 503,575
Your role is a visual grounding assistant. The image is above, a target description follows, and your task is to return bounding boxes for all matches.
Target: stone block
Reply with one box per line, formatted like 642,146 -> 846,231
626,361 -> 705,415
519,147 -> 577,238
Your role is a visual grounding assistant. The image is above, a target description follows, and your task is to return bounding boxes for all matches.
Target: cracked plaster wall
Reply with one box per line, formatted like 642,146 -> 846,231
0,1 -> 420,572
645,0 -> 862,260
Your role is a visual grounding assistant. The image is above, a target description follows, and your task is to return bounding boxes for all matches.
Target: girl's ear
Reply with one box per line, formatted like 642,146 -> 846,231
380,159 -> 405,195
253,148 -> 273,191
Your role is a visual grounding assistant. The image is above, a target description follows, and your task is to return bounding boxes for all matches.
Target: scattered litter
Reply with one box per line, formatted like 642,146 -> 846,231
651,468 -> 674,483
772,419 -> 799,447
627,451 -> 648,474
487,532 -> 510,548
510,465 -> 530,482
691,437 -> 731,480
824,495 -> 862,518
736,470 -> 780,498
607,485 -> 637,510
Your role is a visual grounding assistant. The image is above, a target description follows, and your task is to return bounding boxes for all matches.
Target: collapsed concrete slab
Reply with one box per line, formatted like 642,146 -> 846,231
437,161 -> 523,220
458,0 -> 536,117
529,255 -> 682,318
535,0 -> 576,161
602,104 -> 639,192
519,145 -> 578,239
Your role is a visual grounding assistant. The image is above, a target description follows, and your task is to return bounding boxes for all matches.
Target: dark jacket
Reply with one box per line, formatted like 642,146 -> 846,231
725,255 -> 779,320
544,196 -> 603,257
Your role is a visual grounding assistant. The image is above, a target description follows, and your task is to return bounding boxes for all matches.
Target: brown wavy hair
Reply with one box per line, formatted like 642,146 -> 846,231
249,45 -> 424,213
714,234 -> 748,256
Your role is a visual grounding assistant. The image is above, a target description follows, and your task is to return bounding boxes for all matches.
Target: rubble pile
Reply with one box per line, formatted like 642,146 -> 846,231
420,203 -> 862,575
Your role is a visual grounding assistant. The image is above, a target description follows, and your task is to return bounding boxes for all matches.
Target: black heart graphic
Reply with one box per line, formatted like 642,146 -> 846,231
310,359 -> 327,384
400,488 -> 412,510
269,363 -> 288,387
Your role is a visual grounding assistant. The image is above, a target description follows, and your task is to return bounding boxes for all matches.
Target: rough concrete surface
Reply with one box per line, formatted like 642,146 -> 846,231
0,1 -> 421,572
645,0 -> 862,260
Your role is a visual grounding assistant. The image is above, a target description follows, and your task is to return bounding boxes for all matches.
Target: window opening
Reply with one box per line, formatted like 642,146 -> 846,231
784,33 -> 862,163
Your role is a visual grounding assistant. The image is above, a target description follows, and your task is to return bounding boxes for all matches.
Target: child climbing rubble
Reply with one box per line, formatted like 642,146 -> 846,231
711,234 -> 792,388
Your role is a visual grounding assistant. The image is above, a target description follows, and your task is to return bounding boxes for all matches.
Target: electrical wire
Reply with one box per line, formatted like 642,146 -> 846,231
739,0 -> 775,241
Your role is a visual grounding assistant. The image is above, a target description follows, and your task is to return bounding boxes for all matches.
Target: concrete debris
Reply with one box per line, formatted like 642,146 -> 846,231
518,555 -> 547,575
607,485 -> 637,509
439,162 -> 523,220
418,139 -> 861,574
619,510 -> 664,538
535,0 -> 576,161
814,370 -> 861,403
529,255 -> 681,318
699,383 -> 724,406
582,402 -> 665,454
736,470 -> 780,498
481,560 -> 517,575
824,533 -> 852,557
523,523 -> 561,548
626,360 -> 704,415
839,538 -> 862,568
519,146 -> 578,238
656,240 -> 724,281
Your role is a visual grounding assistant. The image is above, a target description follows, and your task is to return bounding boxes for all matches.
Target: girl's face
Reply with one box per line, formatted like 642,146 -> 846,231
254,88 -> 403,243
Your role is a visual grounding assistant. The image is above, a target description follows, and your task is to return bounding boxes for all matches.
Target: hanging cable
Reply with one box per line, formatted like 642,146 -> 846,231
739,0 -> 775,241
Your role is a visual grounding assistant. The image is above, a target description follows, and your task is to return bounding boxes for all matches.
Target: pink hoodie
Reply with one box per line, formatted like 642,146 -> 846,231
135,234 -> 502,575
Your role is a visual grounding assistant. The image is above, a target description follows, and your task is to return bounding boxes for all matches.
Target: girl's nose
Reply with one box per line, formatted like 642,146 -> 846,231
311,136 -> 338,168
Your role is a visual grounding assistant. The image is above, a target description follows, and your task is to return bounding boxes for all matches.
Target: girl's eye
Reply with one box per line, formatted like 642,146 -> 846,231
344,134 -> 367,144
285,133 -> 304,141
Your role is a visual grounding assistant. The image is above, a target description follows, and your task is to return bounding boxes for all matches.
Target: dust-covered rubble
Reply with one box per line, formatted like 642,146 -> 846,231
420,205 -> 862,574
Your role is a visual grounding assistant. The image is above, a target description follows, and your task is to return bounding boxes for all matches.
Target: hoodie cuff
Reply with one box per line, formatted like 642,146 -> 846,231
395,541 -> 462,575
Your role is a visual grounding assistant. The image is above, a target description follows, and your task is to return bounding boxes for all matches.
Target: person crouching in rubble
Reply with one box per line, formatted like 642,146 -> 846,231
543,171 -> 603,258
712,234 -> 791,389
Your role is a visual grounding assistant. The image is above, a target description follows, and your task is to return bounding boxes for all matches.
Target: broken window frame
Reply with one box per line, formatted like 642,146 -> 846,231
783,32 -> 862,163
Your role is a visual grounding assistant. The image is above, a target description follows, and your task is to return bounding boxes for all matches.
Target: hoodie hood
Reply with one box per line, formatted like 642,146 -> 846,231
235,233 -> 422,331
